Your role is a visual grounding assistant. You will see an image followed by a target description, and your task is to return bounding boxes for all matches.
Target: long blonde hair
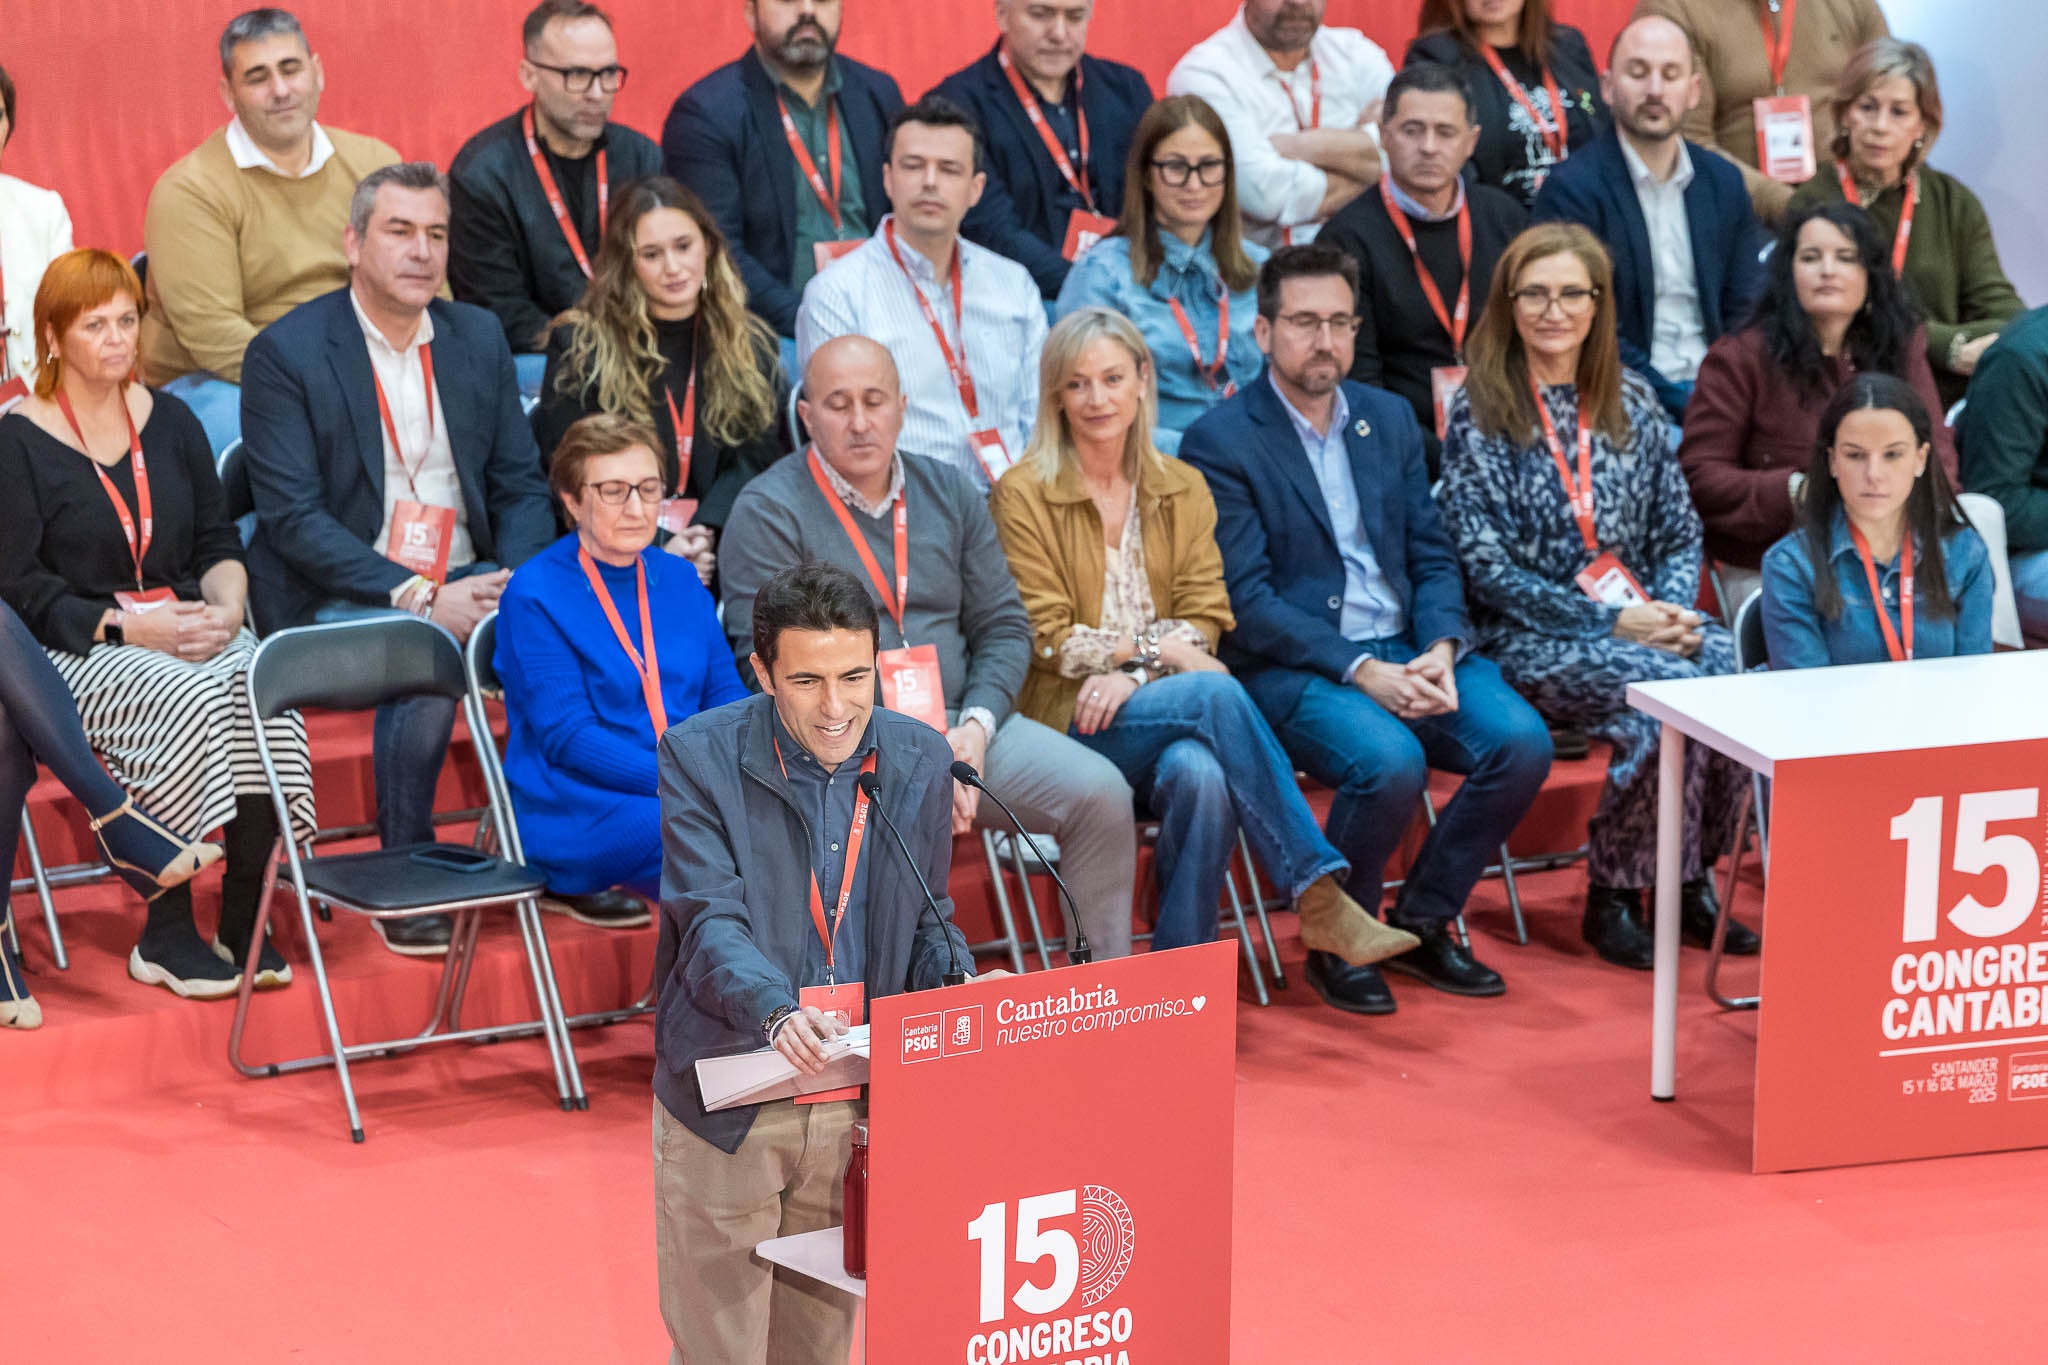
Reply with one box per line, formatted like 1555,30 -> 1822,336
552,176 -> 777,446
1021,308 -> 1167,485
1462,222 -> 1628,446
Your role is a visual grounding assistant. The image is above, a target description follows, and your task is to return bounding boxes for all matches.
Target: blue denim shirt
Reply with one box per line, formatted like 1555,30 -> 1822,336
1055,230 -> 1267,452
1759,509 -> 1995,669
769,707 -> 875,987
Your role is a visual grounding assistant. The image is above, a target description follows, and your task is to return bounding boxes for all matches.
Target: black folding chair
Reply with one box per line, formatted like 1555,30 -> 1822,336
228,615 -> 585,1142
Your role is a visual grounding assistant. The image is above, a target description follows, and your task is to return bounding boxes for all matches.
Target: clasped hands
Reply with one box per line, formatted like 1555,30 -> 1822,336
1613,601 -> 1705,658
1355,640 -> 1459,720
119,600 -> 240,662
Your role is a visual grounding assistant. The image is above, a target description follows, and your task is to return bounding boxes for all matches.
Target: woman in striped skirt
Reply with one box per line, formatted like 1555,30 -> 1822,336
0,249 -> 314,1002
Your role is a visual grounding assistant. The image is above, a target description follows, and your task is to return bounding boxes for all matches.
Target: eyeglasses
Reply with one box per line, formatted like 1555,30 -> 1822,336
1511,286 -> 1601,318
1277,312 -> 1362,337
529,61 -> 629,94
584,478 -> 665,506
1150,156 -> 1228,188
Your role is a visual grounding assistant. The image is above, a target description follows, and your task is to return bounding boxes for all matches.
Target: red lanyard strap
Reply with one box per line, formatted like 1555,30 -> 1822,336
807,448 -> 908,634
997,46 -> 1095,211
1277,58 -> 1321,131
1849,522 -> 1915,661
1378,178 -> 1472,355
57,390 -> 152,588
1759,0 -> 1798,94
371,342 -> 438,498
1481,46 -> 1568,161
773,739 -> 878,981
523,106 -> 606,279
884,219 -> 980,420
1530,378 -> 1597,553
1834,160 -> 1916,276
778,92 -> 845,229
1168,291 -> 1233,393
576,545 -> 669,739
663,359 -> 698,493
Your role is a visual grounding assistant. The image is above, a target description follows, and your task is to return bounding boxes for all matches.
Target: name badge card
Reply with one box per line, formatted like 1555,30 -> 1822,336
1062,210 -> 1119,262
969,429 -> 1014,485
1430,365 -> 1469,440
658,497 -> 699,536
1754,95 -> 1817,184
814,238 -> 864,276
1575,551 -> 1648,608
388,499 -> 456,583
878,643 -> 948,733
0,375 -> 26,417
114,587 -> 180,614
797,980 -> 867,1105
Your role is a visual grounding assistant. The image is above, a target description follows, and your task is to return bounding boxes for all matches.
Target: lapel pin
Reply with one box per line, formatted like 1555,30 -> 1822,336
1354,419 -> 1371,438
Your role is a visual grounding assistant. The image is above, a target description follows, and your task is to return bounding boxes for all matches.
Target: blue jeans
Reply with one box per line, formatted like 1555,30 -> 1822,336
2008,549 -> 2048,638
1073,671 -> 1345,952
161,372 -> 243,455
1268,644 -> 1553,927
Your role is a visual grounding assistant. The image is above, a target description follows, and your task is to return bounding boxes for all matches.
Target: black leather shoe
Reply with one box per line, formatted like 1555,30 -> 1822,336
549,887 -> 652,929
1549,726 -> 1591,761
375,913 -> 453,958
1680,878 -> 1760,955
1382,924 -> 1506,997
1303,951 -> 1396,1015
1582,885 -> 1654,970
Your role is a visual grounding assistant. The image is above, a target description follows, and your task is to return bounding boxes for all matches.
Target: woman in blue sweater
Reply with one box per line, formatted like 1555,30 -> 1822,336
496,414 -> 748,919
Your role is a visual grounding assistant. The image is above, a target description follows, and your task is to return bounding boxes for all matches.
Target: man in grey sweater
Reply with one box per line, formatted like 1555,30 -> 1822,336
721,336 -> 1139,954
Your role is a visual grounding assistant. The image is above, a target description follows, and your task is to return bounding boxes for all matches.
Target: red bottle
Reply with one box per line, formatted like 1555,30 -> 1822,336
842,1120 -> 869,1279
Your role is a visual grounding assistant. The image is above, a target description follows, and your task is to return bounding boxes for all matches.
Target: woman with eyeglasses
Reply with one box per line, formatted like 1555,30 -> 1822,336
495,414 -> 748,919
1439,222 -> 1757,971
1054,95 -> 1265,454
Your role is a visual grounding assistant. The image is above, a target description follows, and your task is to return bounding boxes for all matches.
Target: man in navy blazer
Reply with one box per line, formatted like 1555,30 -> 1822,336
929,2 -> 1152,300
663,4 -> 905,338
242,163 -> 554,952
1180,244 -> 1551,1015
1531,15 -> 1766,421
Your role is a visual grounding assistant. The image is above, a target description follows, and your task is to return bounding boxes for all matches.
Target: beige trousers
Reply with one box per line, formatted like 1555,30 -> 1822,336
653,1095 -> 862,1365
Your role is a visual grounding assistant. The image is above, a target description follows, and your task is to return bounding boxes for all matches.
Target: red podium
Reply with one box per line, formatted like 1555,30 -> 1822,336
864,940 -> 1239,1362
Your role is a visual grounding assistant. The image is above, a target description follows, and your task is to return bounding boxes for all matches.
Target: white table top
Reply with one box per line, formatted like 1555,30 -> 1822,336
756,1226 -> 867,1299
1626,649 -> 2048,774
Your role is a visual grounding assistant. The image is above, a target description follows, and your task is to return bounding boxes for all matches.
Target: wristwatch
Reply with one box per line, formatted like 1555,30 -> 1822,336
103,614 -> 126,647
762,1004 -> 797,1046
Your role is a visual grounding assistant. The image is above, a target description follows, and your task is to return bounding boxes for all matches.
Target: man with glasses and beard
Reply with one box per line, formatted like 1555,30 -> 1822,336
665,0 -> 905,339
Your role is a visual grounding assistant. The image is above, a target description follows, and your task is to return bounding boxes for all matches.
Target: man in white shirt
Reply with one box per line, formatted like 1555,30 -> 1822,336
1165,1 -> 1394,247
796,95 -> 1047,484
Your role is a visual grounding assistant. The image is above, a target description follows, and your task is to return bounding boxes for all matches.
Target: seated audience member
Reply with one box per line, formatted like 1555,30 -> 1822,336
1762,374 -> 1991,669
1438,222 -> 1756,969
0,600 -> 225,1030
1786,38 -> 2025,410
1405,0 -> 1607,209
652,559 -> 987,1365
1636,0 -> 1889,223
1958,306 -> 2048,636
1319,62 -> 1526,476
533,177 -> 785,578
663,0 -> 904,338
796,97 -> 1045,484
0,64 -> 74,399
1531,15 -> 1766,422
992,307 -> 1415,969
1181,244 -> 1553,1013
721,335 -> 1140,956
931,0 -> 1153,301
0,250 -> 310,1002
448,0 -> 663,393
496,415 -> 747,923
1678,201 -> 1955,606
140,8 -> 402,452
241,162 -> 556,952
1055,95 -> 1265,454
1165,0 -> 1394,247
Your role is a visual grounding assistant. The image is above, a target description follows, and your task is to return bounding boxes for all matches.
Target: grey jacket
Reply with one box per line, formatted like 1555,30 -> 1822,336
654,692 -> 971,1151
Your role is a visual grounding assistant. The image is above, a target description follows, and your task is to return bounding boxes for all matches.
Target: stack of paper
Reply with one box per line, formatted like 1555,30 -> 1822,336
695,1026 -> 872,1111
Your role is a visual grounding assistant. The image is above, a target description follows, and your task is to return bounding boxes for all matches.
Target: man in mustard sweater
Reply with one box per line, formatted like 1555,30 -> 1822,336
139,8 -> 399,450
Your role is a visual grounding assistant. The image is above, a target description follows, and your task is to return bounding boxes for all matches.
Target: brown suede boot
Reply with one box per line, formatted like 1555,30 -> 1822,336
1295,876 -> 1420,966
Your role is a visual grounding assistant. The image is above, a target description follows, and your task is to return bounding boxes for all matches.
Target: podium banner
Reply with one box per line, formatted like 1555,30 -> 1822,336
867,942 -> 1237,1363
1758,739 -> 2048,1170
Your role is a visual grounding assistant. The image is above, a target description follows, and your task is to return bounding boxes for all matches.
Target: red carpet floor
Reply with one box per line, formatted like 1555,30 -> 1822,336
8,854 -> 2046,1364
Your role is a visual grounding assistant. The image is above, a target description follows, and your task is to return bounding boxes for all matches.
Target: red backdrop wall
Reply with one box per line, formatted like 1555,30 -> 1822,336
2,1 -> 1636,254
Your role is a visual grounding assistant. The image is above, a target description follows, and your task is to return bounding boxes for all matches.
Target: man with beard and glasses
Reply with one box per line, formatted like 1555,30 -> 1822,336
665,0 -> 905,340
1166,0 -> 1394,248
1533,15 -> 1766,422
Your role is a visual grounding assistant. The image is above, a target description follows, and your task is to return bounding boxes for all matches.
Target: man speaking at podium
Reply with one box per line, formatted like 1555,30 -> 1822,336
651,559 -> 988,1364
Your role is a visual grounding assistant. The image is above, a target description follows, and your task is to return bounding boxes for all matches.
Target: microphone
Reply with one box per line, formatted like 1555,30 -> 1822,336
950,760 -> 1092,966
858,770 -> 969,986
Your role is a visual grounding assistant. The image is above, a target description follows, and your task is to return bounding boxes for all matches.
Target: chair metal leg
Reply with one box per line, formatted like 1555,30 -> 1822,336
1234,831 -> 1286,988
1707,788 -> 1760,1011
1453,913 -> 1471,949
513,900 -> 575,1111
1497,842 -> 1529,946
1221,866 -> 1270,1007
442,909 -> 487,1032
518,897 -> 587,1108
1752,770 -> 1770,869
297,886 -> 366,1142
977,830 -> 1029,975
1005,836 -> 1055,972
17,806 -> 68,970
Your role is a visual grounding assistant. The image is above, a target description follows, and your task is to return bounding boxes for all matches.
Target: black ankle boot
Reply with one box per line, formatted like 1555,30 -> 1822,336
1582,884 -> 1655,970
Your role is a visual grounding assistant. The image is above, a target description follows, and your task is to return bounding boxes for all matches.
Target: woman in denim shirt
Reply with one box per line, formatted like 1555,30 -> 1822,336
1056,95 -> 1266,454
1761,374 -> 1992,669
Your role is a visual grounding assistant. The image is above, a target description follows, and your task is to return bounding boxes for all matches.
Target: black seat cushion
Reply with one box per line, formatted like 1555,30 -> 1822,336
297,843 -> 546,914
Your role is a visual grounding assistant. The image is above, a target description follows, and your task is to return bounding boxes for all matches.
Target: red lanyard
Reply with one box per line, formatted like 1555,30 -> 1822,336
1531,378 -> 1597,552
56,389 -> 151,589
1835,160 -> 1916,276
1277,58 -> 1321,131
371,342 -> 438,498
1481,46 -> 1568,162
808,447 -> 909,635
1760,0 -> 1798,94
884,219 -> 980,420
576,545 -> 669,739
997,46 -> 1095,211
663,352 -> 698,493
523,106 -> 606,280
1849,522 -> 1914,661
1379,178 -> 1473,355
773,738 -> 878,982
1169,293 -> 1233,394
777,92 -> 845,229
